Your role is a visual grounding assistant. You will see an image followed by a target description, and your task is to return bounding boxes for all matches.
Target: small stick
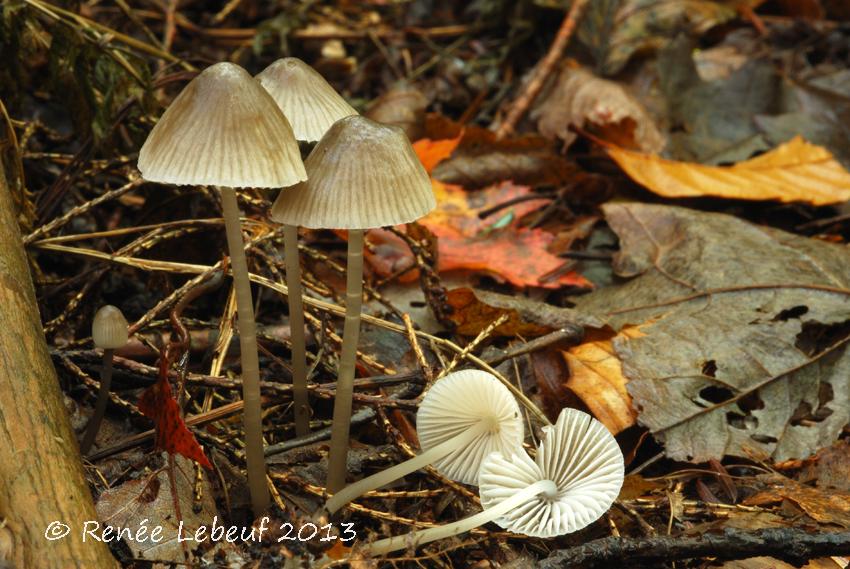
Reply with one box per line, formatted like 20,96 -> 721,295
494,0 -> 590,139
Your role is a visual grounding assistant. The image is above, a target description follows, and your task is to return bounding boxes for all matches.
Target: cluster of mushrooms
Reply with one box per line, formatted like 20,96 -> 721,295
81,58 -> 624,555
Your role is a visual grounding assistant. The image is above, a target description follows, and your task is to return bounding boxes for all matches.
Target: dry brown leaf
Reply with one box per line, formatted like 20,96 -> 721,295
446,287 -> 554,337
562,327 -> 642,435
534,65 -> 665,153
607,136 -> 850,205
745,475 -> 850,528
95,456 -> 219,562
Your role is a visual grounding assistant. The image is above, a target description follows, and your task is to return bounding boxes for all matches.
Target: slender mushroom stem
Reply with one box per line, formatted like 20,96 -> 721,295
325,420 -> 490,514
80,349 -> 114,455
219,186 -> 269,515
283,223 -> 310,436
326,228 -> 365,492
366,479 -> 559,556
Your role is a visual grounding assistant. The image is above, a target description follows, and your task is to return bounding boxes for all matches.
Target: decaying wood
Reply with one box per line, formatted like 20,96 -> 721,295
0,159 -> 118,567
539,528 -> 850,568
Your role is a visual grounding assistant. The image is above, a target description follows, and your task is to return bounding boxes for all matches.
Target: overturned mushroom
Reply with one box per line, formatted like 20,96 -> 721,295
365,408 -> 624,555
138,61 -> 306,515
271,115 -> 434,492
325,370 -> 524,513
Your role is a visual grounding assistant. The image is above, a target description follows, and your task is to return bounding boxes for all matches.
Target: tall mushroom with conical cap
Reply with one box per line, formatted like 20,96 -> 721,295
271,115 -> 435,492
365,408 -> 625,555
325,370 -> 524,513
137,61 -> 306,516
257,57 -> 357,437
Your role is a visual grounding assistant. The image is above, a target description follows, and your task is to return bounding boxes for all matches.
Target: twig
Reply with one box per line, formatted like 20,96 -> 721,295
494,0 -> 589,138
539,528 -> 850,568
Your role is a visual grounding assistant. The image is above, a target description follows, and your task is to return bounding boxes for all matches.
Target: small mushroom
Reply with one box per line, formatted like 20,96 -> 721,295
138,61 -> 306,515
271,115 -> 435,492
257,57 -> 357,437
80,305 -> 129,455
365,408 -> 624,555
325,370 -> 524,514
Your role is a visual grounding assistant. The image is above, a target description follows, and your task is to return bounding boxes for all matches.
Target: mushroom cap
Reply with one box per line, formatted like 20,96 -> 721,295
269,115 -> 435,229
416,370 -> 524,485
138,62 -> 306,189
92,305 -> 129,350
479,408 -> 624,538
256,57 -> 358,142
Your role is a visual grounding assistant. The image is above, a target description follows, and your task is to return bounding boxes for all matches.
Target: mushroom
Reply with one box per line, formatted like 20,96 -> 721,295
271,115 -> 435,492
257,57 -> 357,437
364,408 -> 624,555
137,62 -> 306,515
256,57 -> 357,143
80,305 -> 129,455
324,369 -> 524,514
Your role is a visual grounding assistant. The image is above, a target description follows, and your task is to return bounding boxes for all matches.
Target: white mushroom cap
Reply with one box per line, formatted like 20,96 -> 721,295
479,408 -> 624,537
92,305 -> 129,350
269,115 -> 435,230
138,62 -> 306,189
256,57 -> 358,142
416,370 -> 524,485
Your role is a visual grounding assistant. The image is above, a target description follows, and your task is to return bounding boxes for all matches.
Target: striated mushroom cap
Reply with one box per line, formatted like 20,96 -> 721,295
479,408 -> 624,538
269,115 -> 435,229
256,57 -> 357,142
416,370 -> 524,485
138,62 -> 306,189
92,305 -> 129,350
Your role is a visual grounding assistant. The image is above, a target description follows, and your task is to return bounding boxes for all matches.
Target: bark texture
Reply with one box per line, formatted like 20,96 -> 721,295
0,160 -> 118,568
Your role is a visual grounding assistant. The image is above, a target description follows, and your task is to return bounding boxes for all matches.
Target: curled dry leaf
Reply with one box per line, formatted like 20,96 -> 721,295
366,83 -> 429,141
424,114 -> 579,189
606,136 -> 850,206
579,0 -> 739,75
139,360 -> 213,470
562,326 -> 642,435
534,64 -> 665,153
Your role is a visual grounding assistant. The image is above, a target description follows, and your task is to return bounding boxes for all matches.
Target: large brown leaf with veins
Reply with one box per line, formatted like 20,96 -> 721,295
574,203 -> 850,462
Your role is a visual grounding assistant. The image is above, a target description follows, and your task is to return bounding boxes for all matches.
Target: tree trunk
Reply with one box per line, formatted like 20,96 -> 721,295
0,160 -> 118,567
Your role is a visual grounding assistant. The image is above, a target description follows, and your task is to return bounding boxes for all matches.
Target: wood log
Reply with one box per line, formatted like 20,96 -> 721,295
0,160 -> 117,567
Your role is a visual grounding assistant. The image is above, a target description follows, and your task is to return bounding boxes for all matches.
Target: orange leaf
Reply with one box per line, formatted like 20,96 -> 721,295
412,132 -> 462,174
606,136 -> 850,205
562,326 -> 643,434
139,360 -> 212,470
437,227 -> 589,288
424,179 -> 550,237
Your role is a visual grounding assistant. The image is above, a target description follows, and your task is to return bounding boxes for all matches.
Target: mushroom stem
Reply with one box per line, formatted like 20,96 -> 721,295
80,349 -> 114,455
219,186 -> 269,515
366,479 -> 559,556
326,228 -> 365,492
283,223 -> 310,436
325,420 -> 490,514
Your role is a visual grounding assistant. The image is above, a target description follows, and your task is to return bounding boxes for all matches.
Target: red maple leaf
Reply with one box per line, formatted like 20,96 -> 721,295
138,359 -> 212,470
